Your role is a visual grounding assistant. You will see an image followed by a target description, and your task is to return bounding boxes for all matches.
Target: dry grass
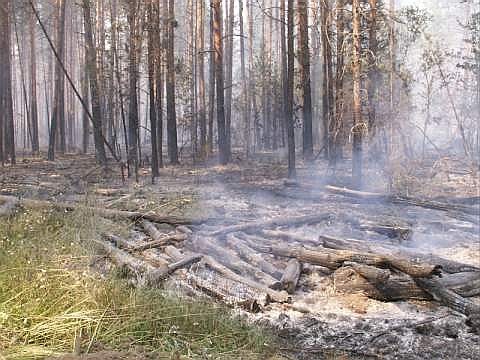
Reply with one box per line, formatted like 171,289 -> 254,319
0,208 -> 274,359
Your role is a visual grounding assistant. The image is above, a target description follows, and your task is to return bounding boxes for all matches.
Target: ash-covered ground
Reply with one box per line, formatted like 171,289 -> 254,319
1,153 -> 479,359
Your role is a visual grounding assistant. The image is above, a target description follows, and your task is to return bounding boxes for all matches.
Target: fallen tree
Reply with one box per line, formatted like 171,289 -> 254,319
242,236 -> 442,278
209,213 -> 333,237
321,235 -> 480,274
324,185 -> 480,221
0,194 -> 206,225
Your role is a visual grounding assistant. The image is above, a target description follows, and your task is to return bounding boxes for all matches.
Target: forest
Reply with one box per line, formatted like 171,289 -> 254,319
0,0 -> 479,359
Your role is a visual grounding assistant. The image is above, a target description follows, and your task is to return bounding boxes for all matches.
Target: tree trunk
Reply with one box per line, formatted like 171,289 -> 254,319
82,0 -> 107,165
298,0 -> 313,160
166,0 -> 179,164
148,0 -> 159,178
352,0 -> 363,189
197,0 -> 207,159
0,0 -> 14,165
285,0 -> 296,178
368,0 -> 378,156
207,2 -> 215,156
212,0 -> 228,165
330,0 -> 344,166
224,0 -> 234,160
248,0 -> 257,154
29,1 -> 39,154
127,1 -> 139,178
239,0 -> 249,157
81,43 -> 90,154
48,0 -> 67,161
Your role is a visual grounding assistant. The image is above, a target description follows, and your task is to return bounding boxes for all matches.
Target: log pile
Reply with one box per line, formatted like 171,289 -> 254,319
3,194 -> 480,331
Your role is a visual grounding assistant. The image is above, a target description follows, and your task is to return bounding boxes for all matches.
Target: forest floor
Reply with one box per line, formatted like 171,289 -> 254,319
0,151 -> 479,359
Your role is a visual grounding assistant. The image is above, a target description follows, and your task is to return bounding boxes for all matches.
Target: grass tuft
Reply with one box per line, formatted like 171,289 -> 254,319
0,208 -> 274,359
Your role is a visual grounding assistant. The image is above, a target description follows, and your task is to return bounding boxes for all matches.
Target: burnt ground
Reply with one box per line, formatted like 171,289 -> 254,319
1,152 -> 479,359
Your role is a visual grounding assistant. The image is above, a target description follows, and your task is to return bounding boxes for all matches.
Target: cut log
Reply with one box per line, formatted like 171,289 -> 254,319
0,195 -> 207,225
438,271 -> 480,297
129,233 -> 187,252
325,185 -> 388,201
145,254 -> 202,285
333,267 -> 431,301
357,221 -> 412,241
415,277 -> 480,332
415,277 -> 480,317
325,185 -> 480,218
104,234 -> 134,249
261,230 -> 321,247
244,238 -> 441,278
321,235 -> 480,274
141,220 -> 164,241
195,254 -> 289,303
209,213 -> 333,237
176,225 -> 193,234
94,239 -> 154,274
189,236 -> 282,289
280,259 -> 302,294
336,266 -> 480,301
185,272 -> 265,311
226,234 -> 284,280
343,261 -> 391,284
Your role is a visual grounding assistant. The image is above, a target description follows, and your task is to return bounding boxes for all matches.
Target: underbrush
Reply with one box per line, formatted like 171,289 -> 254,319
0,209 -> 273,359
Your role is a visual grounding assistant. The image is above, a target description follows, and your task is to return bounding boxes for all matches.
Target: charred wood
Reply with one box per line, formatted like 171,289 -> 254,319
281,259 -> 302,294
244,238 -> 441,278
321,235 -> 480,274
226,234 -> 284,280
209,213 -> 333,237
190,236 -> 282,289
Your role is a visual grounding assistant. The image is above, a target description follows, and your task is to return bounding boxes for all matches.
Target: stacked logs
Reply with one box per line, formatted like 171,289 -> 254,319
1,194 -> 479,331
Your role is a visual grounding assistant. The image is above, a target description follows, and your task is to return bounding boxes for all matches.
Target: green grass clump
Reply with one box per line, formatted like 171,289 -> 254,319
0,209 -> 274,359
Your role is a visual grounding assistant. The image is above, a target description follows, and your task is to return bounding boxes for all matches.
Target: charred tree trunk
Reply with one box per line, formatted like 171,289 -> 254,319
285,0 -> 296,178
127,1 -> 139,178
212,0 -> 228,165
48,0 -> 67,161
298,0 -> 313,160
368,0 -> 378,155
0,0 -> 14,165
29,1 -> 39,154
197,0 -> 207,159
330,0 -> 345,166
239,0 -> 249,157
224,0 -> 234,160
148,0 -> 159,178
352,0 -> 363,189
166,0 -> 179,165
82,0 -> 107,164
